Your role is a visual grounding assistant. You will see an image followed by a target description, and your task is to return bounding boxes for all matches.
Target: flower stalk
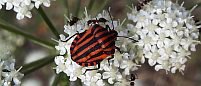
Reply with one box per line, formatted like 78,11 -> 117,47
63,0 -> 70,21
37,7 -> 60,39
0,22 -> 55,48
75,0 -> 81,17
96,0 -> 110,14
52,72 -> 70,86
20,54 -> 56,75
87,0 -> 95,14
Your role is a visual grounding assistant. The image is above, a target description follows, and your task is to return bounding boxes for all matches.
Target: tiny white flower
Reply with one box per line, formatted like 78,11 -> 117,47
127,0 -> 200,73
32,0 -> 51,8
24,0 -> 31,5
0,1 -> 5,9
4,0 -> 22,10
0,0 -> 55,19
54,35 -> 73,55
120,60 -> 139,75
102,66 -> 122,84
68,64 -> 83,81
1,58 -> 24,86
14,3 -> 34,20
54,56 -> 67,74
55,41 -> 67,55
114,78 -> 130,86
82,71 -> 105,86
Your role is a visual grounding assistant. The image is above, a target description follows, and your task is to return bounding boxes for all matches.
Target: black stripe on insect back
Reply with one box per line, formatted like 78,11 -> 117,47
72,29 -> 111,57
73,43 -> 102,61
74,32 -> 116,61
77,29 -> 106,45
86,50 -> 105,61
86,52 -> 105,62
97,30 -> 110,38
77,32 -> 93,45
103,34 -> 116,48
95,33 -> 115,45
77,60 -> 99,66
76,25 -> 103,45
70,41 -> 77,51
71,36 -> 99,57
84,61 -> 99,66
104,40 -> 115,49
93,26 -> 108,34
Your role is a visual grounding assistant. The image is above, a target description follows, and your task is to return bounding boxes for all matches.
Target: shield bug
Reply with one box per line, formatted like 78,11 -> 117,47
67,11 -> 137,72
70,17 -> 118,71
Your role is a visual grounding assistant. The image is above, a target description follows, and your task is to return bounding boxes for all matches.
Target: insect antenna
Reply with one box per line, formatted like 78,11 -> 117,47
65,33 -> 78,42
117,36 -> 138,43
107,9 -> 114,30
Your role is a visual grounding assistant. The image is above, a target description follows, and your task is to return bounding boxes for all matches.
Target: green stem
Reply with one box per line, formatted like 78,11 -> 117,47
52,72 -> 70,86
87,0 -> 95,14
52,73 -> 61,86
0,22 -> 55,48
37,7 -> 60,39
63,0 -> 70,18
20,54 -> 56,75
194,2 -> 201,9
96,0 -> 110,15
75,79 -> 82,86
63,0 -> 70,25
75,0 -> 81,17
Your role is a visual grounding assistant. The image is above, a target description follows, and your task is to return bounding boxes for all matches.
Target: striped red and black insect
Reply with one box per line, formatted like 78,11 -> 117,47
69,16 -> 119,71
66,12 -> 137,72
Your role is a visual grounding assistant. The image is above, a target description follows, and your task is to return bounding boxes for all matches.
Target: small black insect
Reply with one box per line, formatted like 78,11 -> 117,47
130,73 -> 137,86
2,69 -> 10,72
137,0 -> 152,11
87,18 -> 108,25
68,17 -> 80,26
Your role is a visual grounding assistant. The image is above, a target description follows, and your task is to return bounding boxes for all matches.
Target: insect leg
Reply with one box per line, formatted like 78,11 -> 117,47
107,55 -> 114,66
64,33 -> 78,42
115,46 -> 122,53
105,25 -> 111,31
84,63 -> 100,74
107,9 -> 114,30
2,69 -> 10,72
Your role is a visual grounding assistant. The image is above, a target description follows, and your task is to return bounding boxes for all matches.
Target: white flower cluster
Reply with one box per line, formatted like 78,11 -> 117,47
0,0 -> 54,20
0,57 -> 24,86
0,30 -> 24,86
54,9 -> 139,86
126,0 -> 200,74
